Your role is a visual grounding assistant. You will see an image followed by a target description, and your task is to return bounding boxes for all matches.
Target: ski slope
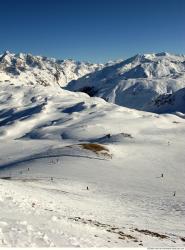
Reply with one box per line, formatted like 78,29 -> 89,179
0,81 -> 185,247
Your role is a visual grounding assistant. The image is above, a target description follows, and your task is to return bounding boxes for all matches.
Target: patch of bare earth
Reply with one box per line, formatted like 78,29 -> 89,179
69,216 -> 139,244
79,143 -> 112,158
134,228 -> 169,239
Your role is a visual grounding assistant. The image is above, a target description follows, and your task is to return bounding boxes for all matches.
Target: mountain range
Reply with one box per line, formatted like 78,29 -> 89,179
0,51 -> 103,87
66,52 -> 185,113
1,51 -> 185,114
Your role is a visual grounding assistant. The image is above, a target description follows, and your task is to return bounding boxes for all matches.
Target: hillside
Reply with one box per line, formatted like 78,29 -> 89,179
0,52 -> 185,247
146,87 -> 185,114
0,79 -> 185,247
66,52 -> 185,112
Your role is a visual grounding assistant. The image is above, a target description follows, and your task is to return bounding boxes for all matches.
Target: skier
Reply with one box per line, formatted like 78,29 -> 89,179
161,173 -> 164,178
86,186 -> 89,190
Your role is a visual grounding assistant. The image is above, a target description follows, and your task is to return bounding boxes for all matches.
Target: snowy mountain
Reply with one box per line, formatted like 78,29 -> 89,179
2,51 -> 185,114
0,51 -> 103,87
66,52 -> 185,112
0,52 -> 185,247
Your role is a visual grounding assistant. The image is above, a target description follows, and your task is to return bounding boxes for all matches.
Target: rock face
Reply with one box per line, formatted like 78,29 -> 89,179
0,51 -> 103,87
146,87 -> 185,114
66,52 -> 185,112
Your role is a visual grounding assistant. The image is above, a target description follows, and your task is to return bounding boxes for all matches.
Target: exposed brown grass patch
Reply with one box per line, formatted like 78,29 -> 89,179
79,143 -> 109,154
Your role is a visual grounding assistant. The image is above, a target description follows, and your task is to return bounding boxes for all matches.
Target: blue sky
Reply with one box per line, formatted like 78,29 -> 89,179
0,0 -> 184,62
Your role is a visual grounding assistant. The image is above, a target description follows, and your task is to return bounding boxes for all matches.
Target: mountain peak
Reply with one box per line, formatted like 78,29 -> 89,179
0,51 -> 104,87
67,52 -> 185,112
3,50 -> 12,56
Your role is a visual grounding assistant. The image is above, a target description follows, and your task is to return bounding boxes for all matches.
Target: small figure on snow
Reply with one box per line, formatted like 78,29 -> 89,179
173,191 -> 176,197
32,202 -> 35,208
51,177 -> 53,181
28,168 -> 30,171
86,186 -> 89,190
161,173 -> 164,178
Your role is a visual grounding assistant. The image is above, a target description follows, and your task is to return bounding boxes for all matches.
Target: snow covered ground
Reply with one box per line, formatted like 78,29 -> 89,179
0,80 -> 185,247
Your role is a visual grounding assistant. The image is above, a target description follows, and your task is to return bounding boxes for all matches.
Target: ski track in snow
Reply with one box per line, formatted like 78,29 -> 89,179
0,175 -> 185,247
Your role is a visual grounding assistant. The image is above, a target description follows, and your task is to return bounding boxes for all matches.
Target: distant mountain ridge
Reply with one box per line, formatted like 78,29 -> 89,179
66,52 -> 185,113
1,51 -> 185,114
0,51 -> 104,87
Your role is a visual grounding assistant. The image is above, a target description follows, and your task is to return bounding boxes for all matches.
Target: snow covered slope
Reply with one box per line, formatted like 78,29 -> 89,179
0,51 -> 103,87
0,80 -> 185,247
67,52 -> 185,112
146,87 -> 185,114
